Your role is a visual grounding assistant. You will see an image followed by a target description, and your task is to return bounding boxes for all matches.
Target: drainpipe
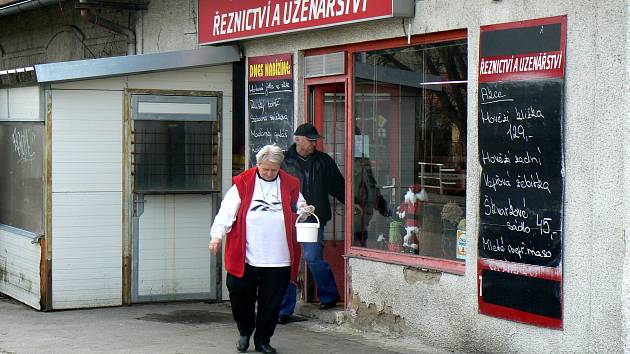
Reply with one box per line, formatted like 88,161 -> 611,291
80,8 -> 136,55
0,0 -> 60,17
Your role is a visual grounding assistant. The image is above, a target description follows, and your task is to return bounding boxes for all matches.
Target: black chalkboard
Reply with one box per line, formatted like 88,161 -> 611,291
248,79 -> 294,166
477,16 -> 566,329
478,79 -> 564,267
482,270 -> 562,319
480,23 -> 562,57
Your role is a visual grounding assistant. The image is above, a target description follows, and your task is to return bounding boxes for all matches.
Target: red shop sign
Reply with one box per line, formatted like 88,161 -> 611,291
198,0 -> 415,45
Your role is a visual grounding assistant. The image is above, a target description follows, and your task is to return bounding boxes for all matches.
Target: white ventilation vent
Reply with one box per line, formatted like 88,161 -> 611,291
304,52 -> 345,78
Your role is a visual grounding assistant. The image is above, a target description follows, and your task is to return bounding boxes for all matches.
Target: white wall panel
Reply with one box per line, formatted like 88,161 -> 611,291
51,77 -> 125,91
51,90 -> 122,192
136,194 -> 211,298
0,229 -> 41,309
51,89 -> 123,309
221,95 -> 233,188
51,192 -> 122,309
0,86 -> 40,121
127,66 -> 232,92
0,89 -> 8,119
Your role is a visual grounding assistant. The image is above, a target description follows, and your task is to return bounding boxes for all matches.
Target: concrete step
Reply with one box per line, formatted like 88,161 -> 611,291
294,302 -> 346,325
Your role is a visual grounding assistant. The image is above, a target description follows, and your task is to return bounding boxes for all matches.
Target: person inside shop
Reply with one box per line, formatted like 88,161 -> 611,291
353,128 -> 391,247
278,123 -> 356,324
209,144 -> 314,354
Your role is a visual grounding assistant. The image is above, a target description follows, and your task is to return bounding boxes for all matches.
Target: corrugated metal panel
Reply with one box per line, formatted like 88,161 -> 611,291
304,52 -> 345,78
51,192 -> 122,309
304,55 -> 325,78
51,89 -> 123,309
0,228 -> 41,309
51,90 -> 122,192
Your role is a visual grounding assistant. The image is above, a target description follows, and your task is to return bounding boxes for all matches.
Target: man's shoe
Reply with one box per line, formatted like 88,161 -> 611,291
236,335 -> 250,353
277,314 -> 290,324
319,301 -> 337,310
255,343 -> 277,353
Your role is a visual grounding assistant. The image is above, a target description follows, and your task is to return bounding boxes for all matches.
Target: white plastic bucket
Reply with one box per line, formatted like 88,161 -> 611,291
295,213 -> 320,243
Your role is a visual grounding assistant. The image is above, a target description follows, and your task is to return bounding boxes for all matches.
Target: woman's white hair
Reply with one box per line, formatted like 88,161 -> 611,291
256,144 -> 285,165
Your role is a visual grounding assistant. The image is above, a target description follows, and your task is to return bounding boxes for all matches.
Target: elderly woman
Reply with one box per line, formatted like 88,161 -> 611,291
209,144 -> 313,354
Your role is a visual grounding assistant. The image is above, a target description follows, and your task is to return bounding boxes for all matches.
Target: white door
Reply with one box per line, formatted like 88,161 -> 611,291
130,93 -> 221,302
133,194 -> 216,301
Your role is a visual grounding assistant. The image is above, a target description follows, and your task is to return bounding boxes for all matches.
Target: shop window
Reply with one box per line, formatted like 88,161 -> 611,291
352,39 -> 467,263
0,122 -> 44,235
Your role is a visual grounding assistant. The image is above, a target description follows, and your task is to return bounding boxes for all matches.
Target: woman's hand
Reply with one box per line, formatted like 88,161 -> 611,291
209,238 -> 222,254
298,203 -> 315,221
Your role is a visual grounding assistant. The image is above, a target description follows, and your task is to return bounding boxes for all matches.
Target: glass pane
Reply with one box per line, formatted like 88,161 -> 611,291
321,91 -> 345,241
134,120 -> 219,193
352,40 -> 467,262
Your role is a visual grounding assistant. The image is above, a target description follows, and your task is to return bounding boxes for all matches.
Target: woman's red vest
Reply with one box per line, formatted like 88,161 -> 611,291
223,167 -> 302,280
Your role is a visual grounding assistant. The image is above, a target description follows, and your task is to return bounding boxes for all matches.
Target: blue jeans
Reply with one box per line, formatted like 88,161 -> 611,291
279,224 -> 339,316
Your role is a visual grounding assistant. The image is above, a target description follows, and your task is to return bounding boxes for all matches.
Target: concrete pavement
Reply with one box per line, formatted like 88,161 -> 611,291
0,293 -> 455,354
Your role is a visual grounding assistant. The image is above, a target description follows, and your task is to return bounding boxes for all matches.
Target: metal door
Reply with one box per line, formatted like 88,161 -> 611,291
130,93 -> 221,302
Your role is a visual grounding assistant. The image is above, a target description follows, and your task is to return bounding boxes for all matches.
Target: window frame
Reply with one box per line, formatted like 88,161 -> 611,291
304,29 -> 467,275
0,121 -> 45,236
130,91 -> 223,194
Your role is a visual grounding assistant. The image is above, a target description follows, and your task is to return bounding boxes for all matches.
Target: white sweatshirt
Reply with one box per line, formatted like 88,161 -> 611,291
210,174 -> 306,267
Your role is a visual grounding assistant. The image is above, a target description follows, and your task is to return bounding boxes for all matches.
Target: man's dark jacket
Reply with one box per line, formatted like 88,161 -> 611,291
282,143 -> 345,224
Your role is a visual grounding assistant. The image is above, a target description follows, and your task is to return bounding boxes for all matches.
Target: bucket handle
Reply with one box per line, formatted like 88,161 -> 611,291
296,212 -> 320,228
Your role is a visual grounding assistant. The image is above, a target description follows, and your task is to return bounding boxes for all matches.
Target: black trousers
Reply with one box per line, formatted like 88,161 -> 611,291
226,263 -> 291,346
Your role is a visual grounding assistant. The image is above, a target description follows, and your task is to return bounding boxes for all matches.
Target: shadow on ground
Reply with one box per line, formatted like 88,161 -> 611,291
137,310 -> 233,325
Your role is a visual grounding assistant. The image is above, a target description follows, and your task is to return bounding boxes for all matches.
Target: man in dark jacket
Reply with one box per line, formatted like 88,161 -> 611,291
278,123 -> 344,323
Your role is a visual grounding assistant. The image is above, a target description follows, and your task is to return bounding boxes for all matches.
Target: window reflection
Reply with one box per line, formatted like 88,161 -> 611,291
352,40 -> 467,262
